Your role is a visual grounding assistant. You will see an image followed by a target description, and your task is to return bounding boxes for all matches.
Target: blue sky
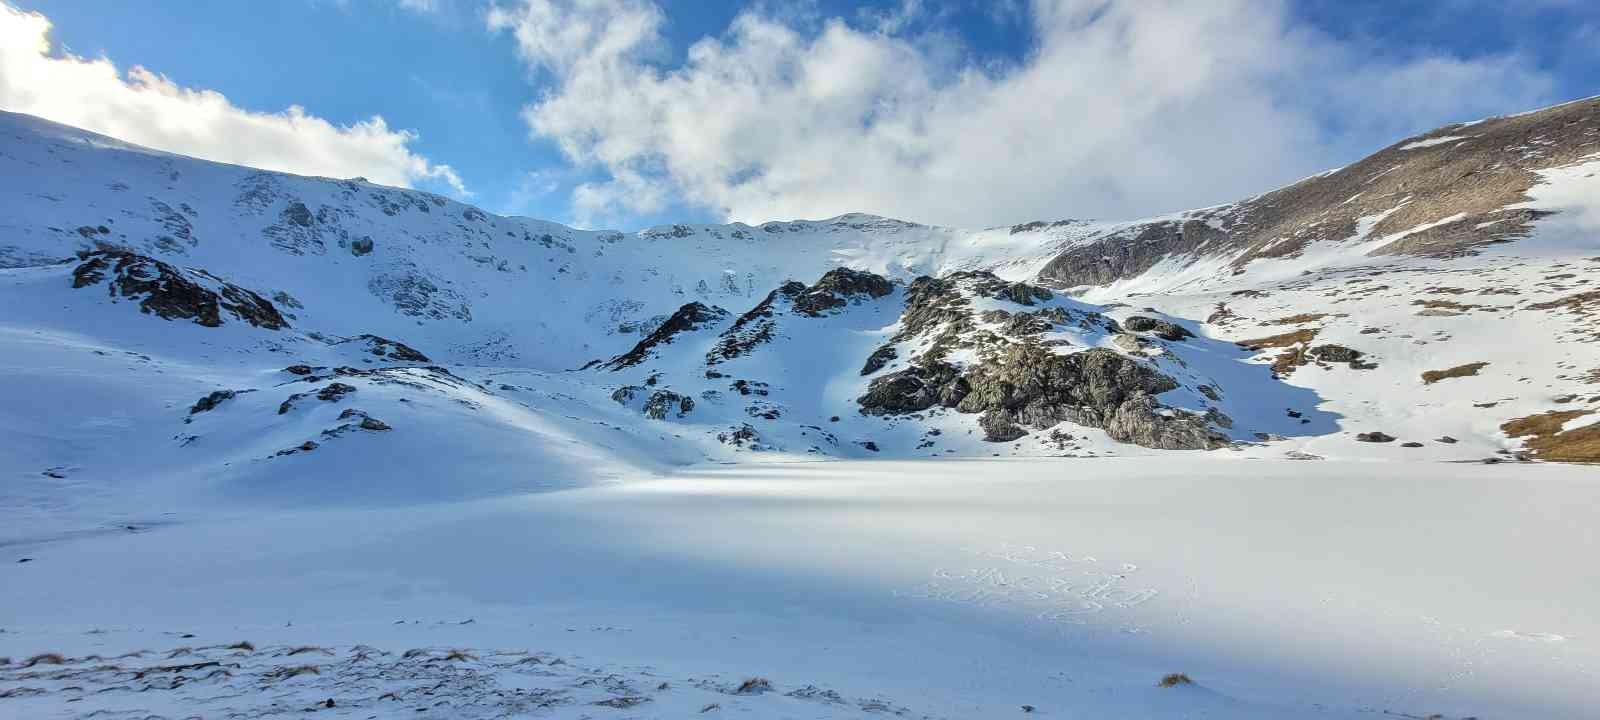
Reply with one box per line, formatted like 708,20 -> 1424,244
4,1 -> 1596,230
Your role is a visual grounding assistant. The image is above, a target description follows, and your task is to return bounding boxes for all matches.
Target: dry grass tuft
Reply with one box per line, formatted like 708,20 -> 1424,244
226,641 -> 255,652
272,664 -> 321,679
443,650 -> 477,662
1237,328 -> 1319,375
287,646 -> 333,656
402,648 -> 431,659
1237,328 -> 1318,350
1421,362 -> 1489,384
1265,312 -> 1331,325
20,653 -> 66,668
1158,673 -> 1194,687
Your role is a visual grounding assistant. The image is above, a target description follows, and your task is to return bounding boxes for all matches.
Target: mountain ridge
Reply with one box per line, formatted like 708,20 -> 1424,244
2,96 -> 1599,528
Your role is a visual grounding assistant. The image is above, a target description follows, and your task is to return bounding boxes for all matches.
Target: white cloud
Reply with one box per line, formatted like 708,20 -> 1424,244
0,3 -> 467,196
490,0 -> 1555,228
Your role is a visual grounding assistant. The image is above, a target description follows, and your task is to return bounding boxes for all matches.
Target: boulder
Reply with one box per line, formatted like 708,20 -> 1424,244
1123,316 -> 1193,341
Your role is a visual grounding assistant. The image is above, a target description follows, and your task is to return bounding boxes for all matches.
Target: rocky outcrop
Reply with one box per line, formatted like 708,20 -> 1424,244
367,260 -> 471,322
858,361 -> 968,415
344,334 -> 430,363
707,282 -> 806,364
278,382 -> 357,415
612,386 -> 695,420
979,410 -> 1028,442
643,391 -> 695,420
1123,316 -> 1194,341
956,346 -> 1227,449
188,389 -> 246,416
606,302 -> 729,369
792,268 -> 894,316
860,345 -> 898,376
71,250 -> 288,330
858,343 -> 1230,450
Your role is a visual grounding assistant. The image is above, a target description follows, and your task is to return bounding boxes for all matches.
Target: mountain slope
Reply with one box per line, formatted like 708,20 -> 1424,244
1,97 -> 1599,528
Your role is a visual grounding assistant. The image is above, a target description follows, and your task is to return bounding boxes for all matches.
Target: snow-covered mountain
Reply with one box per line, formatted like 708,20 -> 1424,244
3,97 -> 1600,517
5,99 -> 1600,720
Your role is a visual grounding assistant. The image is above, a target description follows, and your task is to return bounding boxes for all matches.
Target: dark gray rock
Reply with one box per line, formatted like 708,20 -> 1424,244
1123,316 -> 1193,341
642,390 -> 695,420
979,410 -> 1028,442
607,302 -> 729,369
71,250 -> 288,330
793,267 -> 894,316
1356,432 -> 1396,443
858,361 -> 967,414
1310,344 -> 1365,364
860,344 -> 898,376
189,389 -> 243,415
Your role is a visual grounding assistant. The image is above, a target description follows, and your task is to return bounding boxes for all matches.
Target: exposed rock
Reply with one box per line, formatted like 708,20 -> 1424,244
717,424 -> 765,449
188,389 -> 247,415
275,440 -> 319,457
1401,442 -> 1424,448
979,410 -> 1028,442
707,282 -> 805,363
1435,436 -> 1459,444
368,260 -> 472,322
730,379 -> 769,396
1111,334 -> 1148,353
1309,344 -> 1375,369
607,302 -> 729,369
792,267 -> 894,316
316,383 -> 358,402
860,344 -> 898,376
856,440 -> 879,452
999,308 -> 1071,337
1104,394 -> 1232,450
349,236 -> 374,256
1309,344 -> 1363,363
71,250 -> 288,329
858,361 -> 967,415
283,365 -> 315,376
642,391 -> 695,420
347,334 -> 430,363
1356,432 -> 1396,443
1123,316 -> 1194,341
611,385 -> 643,407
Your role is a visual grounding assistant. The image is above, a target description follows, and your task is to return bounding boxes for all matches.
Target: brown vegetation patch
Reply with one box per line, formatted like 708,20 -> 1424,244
1528,290 -> 1600,314
1237,328 -> 1319,350
1264,312 -> 1335,325
1422,362 -> 1489,384
1501,410 -> 1600,462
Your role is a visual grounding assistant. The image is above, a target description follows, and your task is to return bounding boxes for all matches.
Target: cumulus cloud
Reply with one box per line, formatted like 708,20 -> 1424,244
0,3 -> 467,196
490,0 -> 1555,228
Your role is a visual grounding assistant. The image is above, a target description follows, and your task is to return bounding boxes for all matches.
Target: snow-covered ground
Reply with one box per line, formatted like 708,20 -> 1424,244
3,459 -> 1596,719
